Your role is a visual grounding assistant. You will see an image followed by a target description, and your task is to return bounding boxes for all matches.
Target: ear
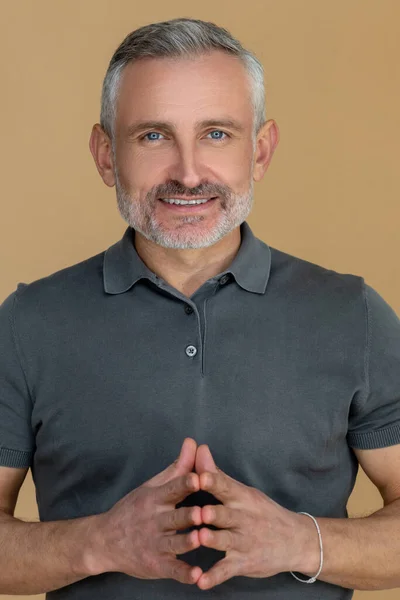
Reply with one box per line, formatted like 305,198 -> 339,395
252,119 -> 279,182
88,123 -> 116,187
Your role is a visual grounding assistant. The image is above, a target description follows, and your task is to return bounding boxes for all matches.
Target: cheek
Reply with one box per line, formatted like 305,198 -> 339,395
209,143 -> 253,176
118,150 -> 166,190
118,144 -> 252,193
214,154 -> 253,191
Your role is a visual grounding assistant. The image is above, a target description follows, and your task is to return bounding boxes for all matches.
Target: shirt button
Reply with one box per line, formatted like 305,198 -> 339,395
185,345 -> 197,358
184,305 -> 194,315
220,274 -> 230,285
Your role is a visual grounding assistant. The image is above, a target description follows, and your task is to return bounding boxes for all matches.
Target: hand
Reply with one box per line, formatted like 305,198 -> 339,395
90,438 -> 204,584
193,444 -> 307,590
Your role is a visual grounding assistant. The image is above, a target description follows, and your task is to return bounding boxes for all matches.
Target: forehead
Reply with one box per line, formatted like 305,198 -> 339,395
115,51 -> 254,130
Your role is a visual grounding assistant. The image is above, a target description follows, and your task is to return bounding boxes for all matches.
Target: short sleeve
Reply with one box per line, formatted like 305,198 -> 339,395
0,285 -> 34,467
347,281 -> 400,449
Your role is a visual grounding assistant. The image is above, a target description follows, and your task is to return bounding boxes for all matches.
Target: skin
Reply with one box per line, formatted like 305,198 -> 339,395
89,50 -> 279,297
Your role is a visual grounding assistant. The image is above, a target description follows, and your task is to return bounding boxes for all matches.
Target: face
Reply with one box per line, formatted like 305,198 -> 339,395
93,51 -> 277,250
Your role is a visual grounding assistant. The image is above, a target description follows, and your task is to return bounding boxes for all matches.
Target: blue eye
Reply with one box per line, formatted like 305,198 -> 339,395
141,130 -> 229,142
208,130 -> 228,141
143,132 -> 164,141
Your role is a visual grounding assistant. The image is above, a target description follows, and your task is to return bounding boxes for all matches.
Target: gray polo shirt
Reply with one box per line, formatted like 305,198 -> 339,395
1,221 -> 400,599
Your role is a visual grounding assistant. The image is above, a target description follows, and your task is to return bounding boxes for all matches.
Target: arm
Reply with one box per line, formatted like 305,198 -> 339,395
296,497 -> 400,591
296,444 -> 400,591
0,291 -> 105,594
296,283 -> 400,591
0,510 -> 99,595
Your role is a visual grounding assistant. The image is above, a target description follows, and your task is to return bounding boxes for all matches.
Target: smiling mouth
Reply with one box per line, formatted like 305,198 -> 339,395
159,196 -> 217,203
157,196 -> 218,210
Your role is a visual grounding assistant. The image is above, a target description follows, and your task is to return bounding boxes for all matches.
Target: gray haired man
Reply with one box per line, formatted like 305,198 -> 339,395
1,17 -> 400,600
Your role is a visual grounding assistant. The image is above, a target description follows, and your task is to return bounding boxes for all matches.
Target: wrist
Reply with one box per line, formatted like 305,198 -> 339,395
81,512 -> 113,577
291,513 -> 321,576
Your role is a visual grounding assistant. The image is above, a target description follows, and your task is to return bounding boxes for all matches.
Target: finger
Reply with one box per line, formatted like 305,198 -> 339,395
198,527 -> 237,551
197,556 -> 237,590
161,557 -> 203,585
158,506 -> 202,531
159,528 -> 201,555
202,504 -> 240,529
158,473 -> 199,506
200,471 -> 245,505
147,438 -> 198,487
172,437 -> 198,476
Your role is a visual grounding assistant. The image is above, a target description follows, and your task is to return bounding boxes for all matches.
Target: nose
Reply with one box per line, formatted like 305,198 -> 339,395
168,141 -> 205,190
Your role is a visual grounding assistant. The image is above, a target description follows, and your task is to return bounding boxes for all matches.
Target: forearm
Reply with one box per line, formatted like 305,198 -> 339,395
0,510 -> 99,595
294,498 -> 400,591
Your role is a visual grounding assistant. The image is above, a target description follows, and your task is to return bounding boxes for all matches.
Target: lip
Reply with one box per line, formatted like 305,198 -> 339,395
158,197 -> 217,212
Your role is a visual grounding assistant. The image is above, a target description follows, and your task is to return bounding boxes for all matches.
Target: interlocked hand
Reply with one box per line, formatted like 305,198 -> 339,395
192,443 -> 311,590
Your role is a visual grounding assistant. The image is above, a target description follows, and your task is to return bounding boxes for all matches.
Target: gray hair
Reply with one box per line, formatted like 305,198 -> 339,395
99,18 -> 266,147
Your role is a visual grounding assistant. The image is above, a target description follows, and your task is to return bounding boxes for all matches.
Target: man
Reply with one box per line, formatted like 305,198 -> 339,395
0,17 -> 400,600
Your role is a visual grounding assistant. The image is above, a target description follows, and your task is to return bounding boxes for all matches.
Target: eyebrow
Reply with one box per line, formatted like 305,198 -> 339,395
125,118 -> 245,138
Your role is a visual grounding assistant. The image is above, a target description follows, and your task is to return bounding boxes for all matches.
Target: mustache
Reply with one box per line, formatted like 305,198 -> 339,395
151,181 -> 231,199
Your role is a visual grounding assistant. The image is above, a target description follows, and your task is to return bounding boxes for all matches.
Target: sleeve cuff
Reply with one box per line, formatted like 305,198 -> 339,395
347,424 -> 400,449
0,447 -> 32,468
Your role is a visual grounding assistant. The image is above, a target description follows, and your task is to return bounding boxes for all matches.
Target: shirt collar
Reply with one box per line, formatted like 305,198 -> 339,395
103,220 -> 271,295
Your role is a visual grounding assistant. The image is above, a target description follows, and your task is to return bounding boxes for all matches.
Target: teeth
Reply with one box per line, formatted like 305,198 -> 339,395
160,198 -> 211,205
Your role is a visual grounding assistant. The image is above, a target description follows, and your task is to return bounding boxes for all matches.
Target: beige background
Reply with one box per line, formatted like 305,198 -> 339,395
1,1 -> 399,598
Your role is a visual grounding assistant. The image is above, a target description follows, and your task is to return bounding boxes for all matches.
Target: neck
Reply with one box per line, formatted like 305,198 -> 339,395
133,227 -> 241,298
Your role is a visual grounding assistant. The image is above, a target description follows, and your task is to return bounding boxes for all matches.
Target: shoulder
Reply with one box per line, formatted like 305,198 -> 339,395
267,246 -> 366,330
6,250 -> 106,330
14,250 -> 105,302
269,245 -> 364,297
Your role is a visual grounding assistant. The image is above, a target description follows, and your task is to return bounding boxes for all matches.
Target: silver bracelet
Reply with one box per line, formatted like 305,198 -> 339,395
290,512 -> 324,584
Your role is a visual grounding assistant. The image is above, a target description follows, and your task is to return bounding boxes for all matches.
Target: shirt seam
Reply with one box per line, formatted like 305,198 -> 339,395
10,286 -> 34,409
361,277 -> 371,409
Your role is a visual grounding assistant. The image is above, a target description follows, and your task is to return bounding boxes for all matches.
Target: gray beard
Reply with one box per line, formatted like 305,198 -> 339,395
113,161 -> 255,250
